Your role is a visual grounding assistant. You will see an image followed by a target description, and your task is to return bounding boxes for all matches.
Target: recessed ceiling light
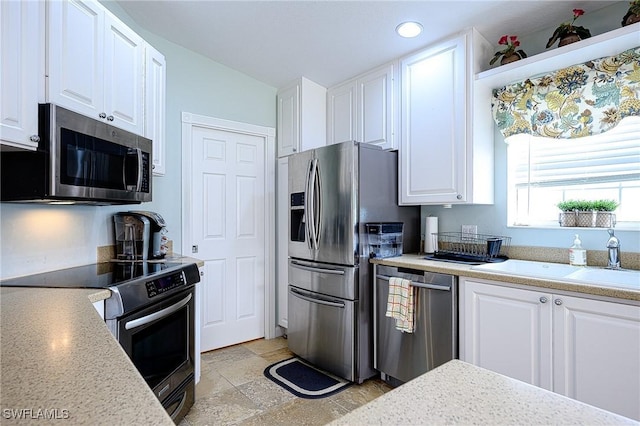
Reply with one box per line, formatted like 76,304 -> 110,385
396,21 -> 423,38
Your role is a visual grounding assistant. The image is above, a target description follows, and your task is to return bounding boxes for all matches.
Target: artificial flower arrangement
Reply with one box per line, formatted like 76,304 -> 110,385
546,8 -> 592,48
489,35 -> 527,66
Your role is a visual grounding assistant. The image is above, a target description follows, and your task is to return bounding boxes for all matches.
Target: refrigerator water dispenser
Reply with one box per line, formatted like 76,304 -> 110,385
365,222 -> 404,258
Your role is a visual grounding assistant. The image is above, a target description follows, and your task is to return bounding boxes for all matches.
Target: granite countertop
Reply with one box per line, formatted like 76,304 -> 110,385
371,254 -> 640,302
331,360 -> 637,425
0,286 -> 174,425
0,255 -> 204,425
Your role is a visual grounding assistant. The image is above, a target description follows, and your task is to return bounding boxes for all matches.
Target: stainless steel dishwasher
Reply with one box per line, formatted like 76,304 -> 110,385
374,264 -> 458,385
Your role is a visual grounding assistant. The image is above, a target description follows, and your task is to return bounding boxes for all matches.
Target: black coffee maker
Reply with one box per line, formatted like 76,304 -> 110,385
113,211 -> 168,260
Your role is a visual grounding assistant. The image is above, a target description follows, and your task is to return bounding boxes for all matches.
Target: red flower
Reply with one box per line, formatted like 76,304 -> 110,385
573,9 -> 585,17
499,35 -> 509,45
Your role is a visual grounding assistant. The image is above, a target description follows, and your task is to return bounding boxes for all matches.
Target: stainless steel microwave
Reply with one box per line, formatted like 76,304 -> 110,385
1,104 -> 152,205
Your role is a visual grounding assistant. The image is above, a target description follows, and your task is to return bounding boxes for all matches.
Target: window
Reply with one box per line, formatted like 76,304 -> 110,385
507,116 -> 640,228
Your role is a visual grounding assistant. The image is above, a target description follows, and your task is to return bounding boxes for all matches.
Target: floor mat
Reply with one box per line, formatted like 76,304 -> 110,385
264,357 -> 351,399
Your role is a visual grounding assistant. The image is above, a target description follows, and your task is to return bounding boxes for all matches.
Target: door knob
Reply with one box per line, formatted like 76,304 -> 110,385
29,135 -> 40,143
539,296 -> 548,303
99,112 -> 107,119
554,298 -> 563,305
107,115 -> 114,121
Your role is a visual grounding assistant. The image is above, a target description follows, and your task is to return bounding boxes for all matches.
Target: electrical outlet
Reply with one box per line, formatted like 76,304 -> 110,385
461,225 -> 477,237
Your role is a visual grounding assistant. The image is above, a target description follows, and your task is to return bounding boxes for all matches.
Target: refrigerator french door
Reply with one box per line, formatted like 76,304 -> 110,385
287,141 -> 420,383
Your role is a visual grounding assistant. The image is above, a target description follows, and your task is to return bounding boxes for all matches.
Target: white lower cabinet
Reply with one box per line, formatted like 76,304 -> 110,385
461,278 -> 640,420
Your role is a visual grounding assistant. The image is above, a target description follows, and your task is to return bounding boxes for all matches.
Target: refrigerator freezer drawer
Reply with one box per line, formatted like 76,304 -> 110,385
288,286 -> 356,382
288,259 -> 357,300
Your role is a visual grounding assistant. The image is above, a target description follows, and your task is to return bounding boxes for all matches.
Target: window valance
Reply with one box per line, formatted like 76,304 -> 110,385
491,47 -> 640,139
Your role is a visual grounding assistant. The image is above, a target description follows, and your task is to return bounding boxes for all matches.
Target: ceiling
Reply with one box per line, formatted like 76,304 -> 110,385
113,0 -> 616,89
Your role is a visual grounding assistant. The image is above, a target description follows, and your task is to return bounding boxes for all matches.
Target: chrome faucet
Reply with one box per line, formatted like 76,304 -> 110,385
605,228 -> 621,269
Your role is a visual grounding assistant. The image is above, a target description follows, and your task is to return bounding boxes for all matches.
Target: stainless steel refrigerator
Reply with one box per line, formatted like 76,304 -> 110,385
287,141 -> 419,383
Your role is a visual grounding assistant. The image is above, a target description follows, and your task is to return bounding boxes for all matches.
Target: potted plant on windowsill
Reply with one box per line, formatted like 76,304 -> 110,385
622,0 -> 640,26
546,8 -> 592,48
557,199 -> 618,227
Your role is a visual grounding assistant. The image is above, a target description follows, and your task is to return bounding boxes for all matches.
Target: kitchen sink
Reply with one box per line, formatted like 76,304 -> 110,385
471,259 -> 640,290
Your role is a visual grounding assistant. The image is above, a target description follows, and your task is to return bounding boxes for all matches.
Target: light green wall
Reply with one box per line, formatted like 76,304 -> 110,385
0,1 -> 276,278
421,1 -> 639,253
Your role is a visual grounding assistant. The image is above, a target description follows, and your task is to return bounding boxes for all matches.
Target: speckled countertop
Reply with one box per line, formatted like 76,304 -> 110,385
0,287 -> 174,425
331,360 -> 638,425
0,255 -> 203,425
371,254 -> 640,302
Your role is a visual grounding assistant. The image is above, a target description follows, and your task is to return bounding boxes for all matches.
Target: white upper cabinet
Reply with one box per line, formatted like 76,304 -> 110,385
327,79 -> 356,145
47,0 -> 145,135
144,45 -> 166,176
399,29 -> 493,205
0,0 -> 44,150
327,62 -> 396,150
277,77 -> 326,157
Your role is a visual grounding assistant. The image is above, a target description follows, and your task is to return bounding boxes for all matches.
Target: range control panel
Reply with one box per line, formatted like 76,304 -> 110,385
145,271 -> 185,298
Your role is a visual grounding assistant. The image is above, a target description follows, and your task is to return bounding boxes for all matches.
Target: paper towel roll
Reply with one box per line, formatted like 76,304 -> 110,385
425,216 -> 438,253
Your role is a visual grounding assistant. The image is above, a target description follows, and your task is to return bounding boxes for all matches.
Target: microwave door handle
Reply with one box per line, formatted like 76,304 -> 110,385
134,148 -> 143,191
123,148 -> 144,191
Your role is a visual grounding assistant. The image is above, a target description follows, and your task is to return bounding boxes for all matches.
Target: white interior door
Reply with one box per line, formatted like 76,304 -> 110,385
188,121 -> 269,351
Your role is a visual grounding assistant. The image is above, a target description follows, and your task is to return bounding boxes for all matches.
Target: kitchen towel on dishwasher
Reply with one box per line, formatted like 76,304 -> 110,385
385,277 -> 415,333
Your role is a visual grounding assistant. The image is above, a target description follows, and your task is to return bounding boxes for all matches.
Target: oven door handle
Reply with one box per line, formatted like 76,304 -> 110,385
124,293 -> 192,330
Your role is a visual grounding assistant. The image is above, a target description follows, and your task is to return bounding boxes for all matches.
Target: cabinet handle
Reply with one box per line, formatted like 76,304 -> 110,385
99,112 -> 107,119
554,298 -> 563,305
539,296 -> 548,303
29,135 -> 40,143
456,194 -> 463,200
107,115 -> 114,121
293,148 -> 297,152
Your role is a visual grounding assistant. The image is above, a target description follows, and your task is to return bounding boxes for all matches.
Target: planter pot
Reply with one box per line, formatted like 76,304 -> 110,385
559,212 -> 576,227
500,53 -> 523,65
558,32 -> 582,47
622,11 -> 640,26
575,210 -> 596,227
595,212 -> 616,228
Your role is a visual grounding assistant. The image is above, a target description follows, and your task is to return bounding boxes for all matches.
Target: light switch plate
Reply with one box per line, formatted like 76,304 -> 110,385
461,225 -> 477,237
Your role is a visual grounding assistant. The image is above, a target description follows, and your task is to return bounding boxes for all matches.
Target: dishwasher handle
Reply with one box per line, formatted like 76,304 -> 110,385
376,274 -> 451,291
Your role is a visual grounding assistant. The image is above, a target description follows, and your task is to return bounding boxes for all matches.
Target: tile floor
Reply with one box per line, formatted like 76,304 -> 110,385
180,337 -> 392,425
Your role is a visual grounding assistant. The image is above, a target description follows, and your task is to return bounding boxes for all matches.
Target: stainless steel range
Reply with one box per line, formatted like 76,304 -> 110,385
0,260 -> 200,424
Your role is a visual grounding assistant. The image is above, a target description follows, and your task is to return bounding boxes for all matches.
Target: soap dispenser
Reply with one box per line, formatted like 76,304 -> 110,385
569,234 -> 587,266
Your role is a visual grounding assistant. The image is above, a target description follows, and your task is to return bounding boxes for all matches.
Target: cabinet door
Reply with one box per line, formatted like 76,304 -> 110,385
103,13 -> 145,135
0,0 -> 43,150
145,45 -> 166,175
277,83 -> 299,157
47,0 -> 105,120
276,157 -> 289,328
399,35 -> 467,205
357,63 -> 395,150
553,296 -> 640,420
462,279 -> 553,389
327,79 -> 356,145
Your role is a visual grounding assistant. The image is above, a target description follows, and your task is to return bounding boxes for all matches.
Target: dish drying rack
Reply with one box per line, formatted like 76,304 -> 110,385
428,232 -> 511,264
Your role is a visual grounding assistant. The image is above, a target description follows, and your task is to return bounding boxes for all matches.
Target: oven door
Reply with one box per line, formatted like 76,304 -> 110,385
116,287 -> 195,404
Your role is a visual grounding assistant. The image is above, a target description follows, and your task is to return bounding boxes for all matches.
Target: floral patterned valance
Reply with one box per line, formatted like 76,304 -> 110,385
491,47 -> 640,139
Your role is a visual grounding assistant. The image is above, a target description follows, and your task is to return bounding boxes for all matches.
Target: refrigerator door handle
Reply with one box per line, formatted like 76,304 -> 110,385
290,287 -> 345,308
304,159 -> 314,250
312,158 -> 321,250
290,260 -> 346,275
308,158 -> 319,250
